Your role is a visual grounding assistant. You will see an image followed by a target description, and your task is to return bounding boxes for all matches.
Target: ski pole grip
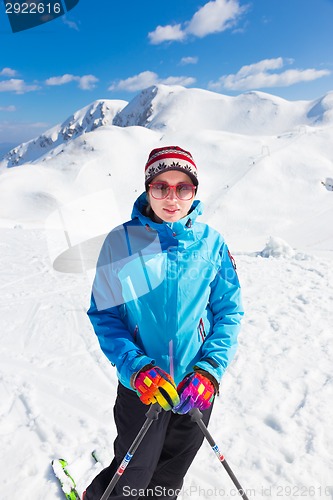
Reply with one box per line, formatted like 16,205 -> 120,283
146,403 -> 162,420
189,408 -> 216,447
189,407 -> 203,423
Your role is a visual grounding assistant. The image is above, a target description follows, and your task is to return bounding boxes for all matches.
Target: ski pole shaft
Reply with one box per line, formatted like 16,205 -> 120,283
189,408 -> 249,500
99,403 -> 162,500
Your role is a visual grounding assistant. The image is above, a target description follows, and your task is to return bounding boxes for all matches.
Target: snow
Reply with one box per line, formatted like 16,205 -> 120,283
0,84 -> 332,499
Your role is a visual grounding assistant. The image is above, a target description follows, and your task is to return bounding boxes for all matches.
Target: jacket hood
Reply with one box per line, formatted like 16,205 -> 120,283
131,192 -> 204,233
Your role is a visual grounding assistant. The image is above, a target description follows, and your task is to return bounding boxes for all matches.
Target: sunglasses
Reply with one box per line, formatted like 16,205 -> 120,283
149,182 -> 196,200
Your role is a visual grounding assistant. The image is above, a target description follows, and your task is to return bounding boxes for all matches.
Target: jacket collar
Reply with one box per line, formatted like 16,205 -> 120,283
131,192 -> 203,237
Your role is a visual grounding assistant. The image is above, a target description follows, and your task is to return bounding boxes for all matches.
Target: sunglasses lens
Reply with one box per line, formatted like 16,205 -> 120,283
176,184 -> 194,200
150,183 -> 169,199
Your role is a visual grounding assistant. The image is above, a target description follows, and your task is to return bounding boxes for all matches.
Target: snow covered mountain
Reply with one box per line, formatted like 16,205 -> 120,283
0,84 -> 333,253
113,84 -> 333,134
2,85 -> 333,169
1,99 -> 127,167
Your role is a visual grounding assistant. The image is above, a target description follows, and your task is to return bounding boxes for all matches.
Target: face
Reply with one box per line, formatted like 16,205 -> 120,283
147,170 -> 195,223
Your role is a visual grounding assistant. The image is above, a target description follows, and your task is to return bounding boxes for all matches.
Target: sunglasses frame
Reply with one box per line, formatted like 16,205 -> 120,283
149,181 -> 196,200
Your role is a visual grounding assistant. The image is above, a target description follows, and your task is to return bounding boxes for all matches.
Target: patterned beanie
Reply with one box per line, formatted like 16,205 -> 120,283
144,146 -> 198,189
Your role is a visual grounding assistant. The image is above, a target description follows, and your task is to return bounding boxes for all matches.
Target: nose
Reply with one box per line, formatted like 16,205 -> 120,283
166,186 -> 177,200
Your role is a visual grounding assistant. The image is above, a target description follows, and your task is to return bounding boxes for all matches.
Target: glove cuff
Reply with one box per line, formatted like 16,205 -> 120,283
130,363 -> 155,389
194,367 -> 219,394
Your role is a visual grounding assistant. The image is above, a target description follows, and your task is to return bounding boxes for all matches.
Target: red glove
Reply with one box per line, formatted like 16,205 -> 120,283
133,366 -> 180,411
173,372 -> 216,414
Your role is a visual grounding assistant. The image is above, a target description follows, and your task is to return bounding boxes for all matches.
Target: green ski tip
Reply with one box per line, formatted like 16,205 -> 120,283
52,458 -> 81,500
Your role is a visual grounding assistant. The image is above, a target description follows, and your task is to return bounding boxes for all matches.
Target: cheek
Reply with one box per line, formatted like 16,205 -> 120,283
181,200 -> 193,213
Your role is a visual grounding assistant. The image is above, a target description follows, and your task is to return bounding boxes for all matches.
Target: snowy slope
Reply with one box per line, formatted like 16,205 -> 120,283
0,85 -> 333,500
0,228 -> 332,500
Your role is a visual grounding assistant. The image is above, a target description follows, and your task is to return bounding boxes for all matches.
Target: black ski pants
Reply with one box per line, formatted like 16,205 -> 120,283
85,382 -> 213,500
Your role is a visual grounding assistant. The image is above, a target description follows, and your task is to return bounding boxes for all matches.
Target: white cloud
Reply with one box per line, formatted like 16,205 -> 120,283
209,58 -> 331,91
45,74 -> 77,86
108,71 -> 196,92
160,76 -> 196,86
236,57 -> 285,77
187,0 -> 246,37
62,16 -> 80,31
149,24 -> 185,44
148,0 -> 246,44
45,74 -> 98,90
0,67 -> 18,77
78,75 -> 99,90
108,71 -> 158,92
180,56 -> 199,66
0,79 -> 40,93
0,105 -> 16,112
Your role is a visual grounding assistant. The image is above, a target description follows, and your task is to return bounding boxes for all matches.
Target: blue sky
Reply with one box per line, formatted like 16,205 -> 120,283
1,0 -> 333,148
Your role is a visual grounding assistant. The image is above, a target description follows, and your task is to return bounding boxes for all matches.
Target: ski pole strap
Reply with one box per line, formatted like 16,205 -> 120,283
99,404 -> 162,500
189,408 -> 250,500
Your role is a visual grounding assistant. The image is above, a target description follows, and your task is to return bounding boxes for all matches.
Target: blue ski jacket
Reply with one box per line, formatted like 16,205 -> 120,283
87,193 -> 244,389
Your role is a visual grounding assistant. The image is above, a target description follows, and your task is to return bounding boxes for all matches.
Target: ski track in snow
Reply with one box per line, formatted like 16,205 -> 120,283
0,228 -> 332,500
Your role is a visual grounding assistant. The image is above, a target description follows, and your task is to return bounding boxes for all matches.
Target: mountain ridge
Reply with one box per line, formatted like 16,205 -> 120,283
1,99 -> 127,168
1,85 -> 333,169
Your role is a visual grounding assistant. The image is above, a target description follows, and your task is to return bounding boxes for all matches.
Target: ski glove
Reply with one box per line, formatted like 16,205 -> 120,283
133,366 -> 180,411
173,372 -> 216,414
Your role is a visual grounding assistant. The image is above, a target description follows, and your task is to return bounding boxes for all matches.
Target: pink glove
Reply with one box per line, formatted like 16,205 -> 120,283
134,366 -> 180,411
173,372 -> 215,414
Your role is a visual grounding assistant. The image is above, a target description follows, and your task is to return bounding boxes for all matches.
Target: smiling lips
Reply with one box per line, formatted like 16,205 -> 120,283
163,207 -> 180,214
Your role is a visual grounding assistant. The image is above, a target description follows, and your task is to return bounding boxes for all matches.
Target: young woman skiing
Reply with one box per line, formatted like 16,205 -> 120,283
83,146 -> 243,499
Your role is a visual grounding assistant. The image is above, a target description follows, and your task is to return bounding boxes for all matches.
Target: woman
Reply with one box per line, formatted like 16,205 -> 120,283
84,146 -> 243,499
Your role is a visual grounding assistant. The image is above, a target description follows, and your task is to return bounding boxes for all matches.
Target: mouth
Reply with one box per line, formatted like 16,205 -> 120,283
163,208 -> 180,214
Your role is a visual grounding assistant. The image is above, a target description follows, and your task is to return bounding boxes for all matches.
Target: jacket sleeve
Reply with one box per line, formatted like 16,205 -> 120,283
87,234 -> 154,389
194,242 -> 244,384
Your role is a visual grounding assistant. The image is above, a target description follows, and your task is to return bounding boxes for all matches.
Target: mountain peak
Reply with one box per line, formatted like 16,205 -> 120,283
307,91 -> 333,123
1,99 -> 127,168
113,84 -> 185,129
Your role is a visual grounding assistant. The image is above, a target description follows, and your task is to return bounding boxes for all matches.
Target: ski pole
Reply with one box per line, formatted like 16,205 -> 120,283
189,408 -> 250,500
99,403 -> 162,500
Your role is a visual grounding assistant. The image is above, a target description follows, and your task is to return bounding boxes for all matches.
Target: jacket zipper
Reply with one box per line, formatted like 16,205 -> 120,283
198,317 -> 206,342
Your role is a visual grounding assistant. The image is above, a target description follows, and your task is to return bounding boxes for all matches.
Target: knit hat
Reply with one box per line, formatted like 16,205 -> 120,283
144,146 -> 198,189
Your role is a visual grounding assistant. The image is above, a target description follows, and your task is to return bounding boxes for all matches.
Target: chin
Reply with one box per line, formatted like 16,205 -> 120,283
164,215 -> 182,222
